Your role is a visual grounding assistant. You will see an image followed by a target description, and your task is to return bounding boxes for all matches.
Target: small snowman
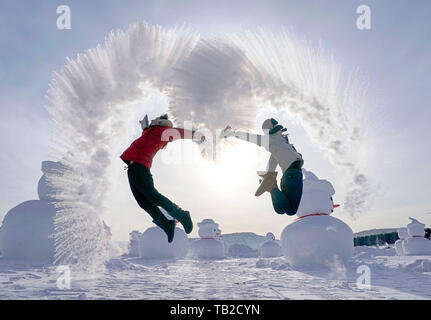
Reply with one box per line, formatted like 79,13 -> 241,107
280,169 -> 354,267
129,231 -> 142,257
394,228 -> 408,256
138,209 -> 189,260
402,217 -> 431,256
190,219 -> 224,259
260,232 -> 282,258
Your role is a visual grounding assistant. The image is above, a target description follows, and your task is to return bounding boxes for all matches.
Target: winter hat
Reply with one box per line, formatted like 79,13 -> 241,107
262,118 -> 287,135
151,114 -> 173,127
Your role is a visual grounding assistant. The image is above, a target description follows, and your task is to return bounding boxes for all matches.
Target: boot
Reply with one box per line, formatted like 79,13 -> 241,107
168,205 -> 193,234
153,217 -> 176,243
255,171 -> 278,197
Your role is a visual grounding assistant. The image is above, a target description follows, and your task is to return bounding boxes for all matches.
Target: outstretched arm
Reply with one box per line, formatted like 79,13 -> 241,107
161,127 -> 205,143
221,126 -> 268,148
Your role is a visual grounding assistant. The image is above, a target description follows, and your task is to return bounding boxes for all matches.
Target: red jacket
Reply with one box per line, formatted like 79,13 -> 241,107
121,126 -> 194,169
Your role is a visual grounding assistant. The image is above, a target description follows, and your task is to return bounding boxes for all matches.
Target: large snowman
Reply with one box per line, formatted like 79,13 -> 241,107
135,209 -> 190,259
402,217 -> 431,256
0,161 -> 65,262
280,169 -> 354,268
190,219 -> 225,259
260,232 -> 282,258
0,161 -> 111,263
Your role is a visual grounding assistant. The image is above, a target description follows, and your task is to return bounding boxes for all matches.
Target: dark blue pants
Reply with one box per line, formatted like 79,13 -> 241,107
127,162 -> 175,222
270,161 -> 303,216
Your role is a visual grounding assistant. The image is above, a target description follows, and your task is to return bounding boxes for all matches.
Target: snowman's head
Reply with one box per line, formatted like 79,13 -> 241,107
37,161 -> 68,201
265,232 -> 275,241
296,169 -> 336,217
406,217 -> 425,237
197,219 -> 219,239
397,227 -> 408,240
130,231 -> 142,241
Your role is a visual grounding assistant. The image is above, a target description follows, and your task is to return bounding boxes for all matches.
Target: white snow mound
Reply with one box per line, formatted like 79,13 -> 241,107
139,226 -> 189,260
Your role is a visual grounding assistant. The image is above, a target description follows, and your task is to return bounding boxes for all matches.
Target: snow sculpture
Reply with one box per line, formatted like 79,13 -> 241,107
260,232 -> 281,258
138,226 -> 189,259
129,231 -> 142,257
402,217 -> 431,256
395,228 -> 408,256
130,208 -> 190,260
0,161 -> 65,262
190,219 -> 224,259
280,169 -> 354,267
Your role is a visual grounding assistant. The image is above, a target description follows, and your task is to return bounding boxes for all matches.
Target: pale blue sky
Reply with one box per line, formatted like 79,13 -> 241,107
1,0 -> 430,239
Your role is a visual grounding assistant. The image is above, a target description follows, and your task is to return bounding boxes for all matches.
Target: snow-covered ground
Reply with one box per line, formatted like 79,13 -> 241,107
1,246 -> 431,300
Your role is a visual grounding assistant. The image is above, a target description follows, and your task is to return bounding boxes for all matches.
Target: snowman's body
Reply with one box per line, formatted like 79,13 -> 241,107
260,232 -> 281,258
280,170 -> 354,267
394,228 -> 408,256
402,218 -> 431,256
190,219 -> 224,259
0,161 -> 65,262
138,226 -> 189,259
137,208 -> 189,259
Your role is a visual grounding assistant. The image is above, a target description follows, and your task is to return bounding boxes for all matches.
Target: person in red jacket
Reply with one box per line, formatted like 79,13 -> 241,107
121,114 -> 204,243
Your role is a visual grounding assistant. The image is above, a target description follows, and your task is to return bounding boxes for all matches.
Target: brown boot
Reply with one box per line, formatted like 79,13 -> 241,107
255,171 -> 278,197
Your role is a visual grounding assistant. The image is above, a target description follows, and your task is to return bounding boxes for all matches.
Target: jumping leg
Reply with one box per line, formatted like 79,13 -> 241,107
128,162 -> 193,234
128,172 -> 175,242
270,161 -> 303,216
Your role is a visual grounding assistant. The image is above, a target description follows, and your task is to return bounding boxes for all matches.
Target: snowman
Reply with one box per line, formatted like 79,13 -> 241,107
260,232 -> 282,258
280,169 -> 354,267
394,228 -> 408,256
137,209 -> 190,259
402,217 -> 431,256
190,219 -> 224,259
129,231 -> 142,256
0,160 -> 111,263
0,161 -> 63,262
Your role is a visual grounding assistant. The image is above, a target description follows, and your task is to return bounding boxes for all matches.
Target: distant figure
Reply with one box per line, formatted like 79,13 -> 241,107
425,228 -> 431,240
121,114 -> 204,243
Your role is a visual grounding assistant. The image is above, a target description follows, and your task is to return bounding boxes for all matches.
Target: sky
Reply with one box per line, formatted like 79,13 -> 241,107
0,0 -> 430,240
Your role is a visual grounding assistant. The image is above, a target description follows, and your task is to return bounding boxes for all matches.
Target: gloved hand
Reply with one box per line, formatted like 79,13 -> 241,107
193,132 -> 206,145
139,115 -> 149,130
220,125 -> 236,139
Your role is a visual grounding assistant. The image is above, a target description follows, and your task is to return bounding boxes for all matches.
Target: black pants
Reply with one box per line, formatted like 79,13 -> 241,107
127,162 -> 175,222
270,161 -> 303,216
